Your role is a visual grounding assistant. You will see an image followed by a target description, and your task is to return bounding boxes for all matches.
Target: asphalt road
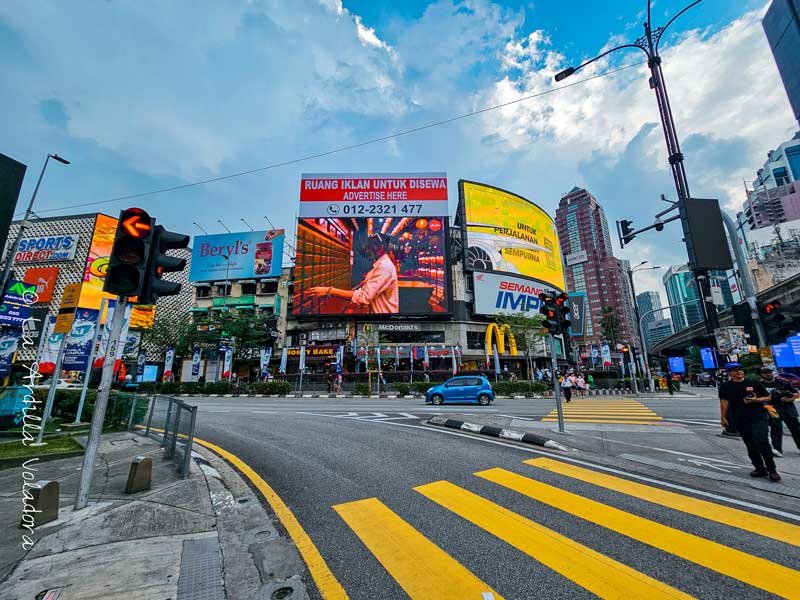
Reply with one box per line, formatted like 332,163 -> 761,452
193,395 -> 800,600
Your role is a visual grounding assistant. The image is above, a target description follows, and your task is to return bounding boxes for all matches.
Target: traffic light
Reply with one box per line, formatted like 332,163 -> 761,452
104,207 -> 153,297
759,300 -> 797,343
141,225 -> 190,304
538,292 -> 559,334
555,292 -> 571,333
539,292 -> 571,335
617,219 -> 635,247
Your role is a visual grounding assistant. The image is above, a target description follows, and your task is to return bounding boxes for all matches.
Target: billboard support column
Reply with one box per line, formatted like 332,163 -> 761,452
34,331 -> 68,445
548,334 -> 566,434
75,297 -> 107,424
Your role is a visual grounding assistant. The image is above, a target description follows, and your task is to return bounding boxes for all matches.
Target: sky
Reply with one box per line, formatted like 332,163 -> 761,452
1,0 -> 796,304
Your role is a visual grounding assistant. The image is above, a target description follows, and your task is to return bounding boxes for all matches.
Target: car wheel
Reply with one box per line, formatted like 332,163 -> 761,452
478,394 -> 491,406
431,394 -> 444,405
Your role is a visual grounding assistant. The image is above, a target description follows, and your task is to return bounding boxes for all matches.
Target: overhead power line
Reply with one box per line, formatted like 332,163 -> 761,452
26,60 -> 645,217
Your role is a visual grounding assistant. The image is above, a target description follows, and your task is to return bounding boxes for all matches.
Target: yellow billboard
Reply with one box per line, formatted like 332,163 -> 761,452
79,213 -> 155,329
460,180 -> 565,291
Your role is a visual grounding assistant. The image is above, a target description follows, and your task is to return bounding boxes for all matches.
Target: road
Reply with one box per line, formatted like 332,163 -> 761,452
190,393 -> 800,599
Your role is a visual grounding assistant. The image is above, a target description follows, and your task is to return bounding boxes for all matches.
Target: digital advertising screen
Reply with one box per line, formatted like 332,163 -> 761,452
189,229 -> 285,282
700,347 -> 718,370
460,180 -> 565,292
293,173 -> 450,316
772,343 -> 797,368
668,356 -> 686,373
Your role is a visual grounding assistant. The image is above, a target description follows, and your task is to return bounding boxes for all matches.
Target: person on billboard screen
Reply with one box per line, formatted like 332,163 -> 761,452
303,232 -> 399,314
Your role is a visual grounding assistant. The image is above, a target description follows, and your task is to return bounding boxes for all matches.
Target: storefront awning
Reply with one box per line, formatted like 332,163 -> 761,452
192,282 -> 212,287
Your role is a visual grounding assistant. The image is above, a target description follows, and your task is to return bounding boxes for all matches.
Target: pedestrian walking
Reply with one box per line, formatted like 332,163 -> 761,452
759,366 -> 800,456
576,373 -> 587,397
560,370 -> 574,403
718,362 -> 781,481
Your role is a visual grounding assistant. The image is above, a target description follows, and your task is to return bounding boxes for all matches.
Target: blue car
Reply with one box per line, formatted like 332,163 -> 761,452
425,376 -> 495,405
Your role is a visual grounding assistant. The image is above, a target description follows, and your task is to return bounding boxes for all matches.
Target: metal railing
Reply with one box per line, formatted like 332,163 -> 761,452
143,395 -> 197,478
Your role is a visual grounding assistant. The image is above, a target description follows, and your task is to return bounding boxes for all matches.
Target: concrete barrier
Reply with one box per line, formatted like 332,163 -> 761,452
21,480 -> 59,528
124,456 -> 152,494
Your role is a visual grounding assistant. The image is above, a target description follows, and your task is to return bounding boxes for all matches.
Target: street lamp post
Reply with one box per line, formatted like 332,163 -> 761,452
0,153 -> 70,295
623,261 -> 662,391
555,0 -> 718,334
639,298 -> 702,391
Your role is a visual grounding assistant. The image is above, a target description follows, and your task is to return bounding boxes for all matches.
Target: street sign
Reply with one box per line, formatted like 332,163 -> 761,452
53,282 -> 82,334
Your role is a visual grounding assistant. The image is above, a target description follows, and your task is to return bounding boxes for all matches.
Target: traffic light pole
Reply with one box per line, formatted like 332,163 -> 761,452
74,295 -> 128,510
548,334 -> 566,434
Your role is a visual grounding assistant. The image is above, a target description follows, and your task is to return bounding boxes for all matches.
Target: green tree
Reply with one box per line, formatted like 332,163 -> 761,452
600,306 -> 622,346
494,313 -> 545,353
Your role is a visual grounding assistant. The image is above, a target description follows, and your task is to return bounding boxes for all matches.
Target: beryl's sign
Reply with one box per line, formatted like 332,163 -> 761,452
15,235 -> 79,263
189,229 -> 284,282
472,271 -> 546,317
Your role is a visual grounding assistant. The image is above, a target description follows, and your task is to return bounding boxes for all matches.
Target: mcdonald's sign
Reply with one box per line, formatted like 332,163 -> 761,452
485,323 -> 518,356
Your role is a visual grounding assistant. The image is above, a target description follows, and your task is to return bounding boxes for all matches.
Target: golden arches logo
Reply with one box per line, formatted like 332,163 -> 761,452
486,323 -> 517,356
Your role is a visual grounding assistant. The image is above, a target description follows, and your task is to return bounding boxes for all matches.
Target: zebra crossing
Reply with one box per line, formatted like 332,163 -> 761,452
332,457 -> 800,599
541,398 -> 664,425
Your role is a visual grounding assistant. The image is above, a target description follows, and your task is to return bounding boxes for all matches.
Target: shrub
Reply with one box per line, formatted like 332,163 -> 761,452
352,383 -> 371,396
249,381 -> 291,395
158,382 -> 181,395
492,381 -> 547,396
393,383 -> 411,396
180,382 -> 204,395
411,382 -> 440,395
203,382 -> 232,394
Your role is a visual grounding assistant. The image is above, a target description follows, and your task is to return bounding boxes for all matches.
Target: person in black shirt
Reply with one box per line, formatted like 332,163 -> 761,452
759,366 -> 800,457
718,362 -> 780,481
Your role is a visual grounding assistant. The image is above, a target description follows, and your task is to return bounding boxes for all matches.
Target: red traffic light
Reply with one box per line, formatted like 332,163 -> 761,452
764,301 -> 781,315
121,208 -> 152,239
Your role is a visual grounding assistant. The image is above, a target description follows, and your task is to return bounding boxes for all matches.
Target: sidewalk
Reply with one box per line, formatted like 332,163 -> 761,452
0,431 -> 311,600
428,412 -> 800,511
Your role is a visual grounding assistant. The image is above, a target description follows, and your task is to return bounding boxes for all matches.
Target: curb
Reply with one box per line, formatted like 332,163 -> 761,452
426,415 -> 571,451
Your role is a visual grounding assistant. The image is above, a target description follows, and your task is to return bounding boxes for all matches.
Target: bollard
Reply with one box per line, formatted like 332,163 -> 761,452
21,480 -> 59,529
124,456 -> 152,494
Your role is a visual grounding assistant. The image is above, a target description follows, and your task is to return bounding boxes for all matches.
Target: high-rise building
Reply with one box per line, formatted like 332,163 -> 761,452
763,0 -> 800,126
663,265 -> 704,332
662,264 -> 735,333
555,187 -> 638,355
636,291 -> 662,347
646,318 -> 674,348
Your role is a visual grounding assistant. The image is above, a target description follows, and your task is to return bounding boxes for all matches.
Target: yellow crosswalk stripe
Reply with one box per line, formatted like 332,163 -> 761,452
525,458 -> 800,548
477,468 -> 800,598
333,497 -> 502,600
544,398 -> 662,424
541,421 -> 663,425
414,481 -> 692,600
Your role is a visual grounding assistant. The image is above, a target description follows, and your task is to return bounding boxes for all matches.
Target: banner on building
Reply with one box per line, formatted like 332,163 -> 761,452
39,325 -> 62,374
62,308 -> 99,372
164,347 -> 175,380
192,346 -> 201,376
0,280 -> 35,327
136,352 -> 146,378
601,344 -> 611,367
0,331 -> 21,379
567,292 -> 586,337
222,346 -> 233,378
122,331 -> 142,361
472,272 -> 545,317
298,346 -> 306,372
279,346 -> 288,374
15,235 -> 79,264
260,347 -> 272,377
714,326 -> 748,356
23,266 -> 59,303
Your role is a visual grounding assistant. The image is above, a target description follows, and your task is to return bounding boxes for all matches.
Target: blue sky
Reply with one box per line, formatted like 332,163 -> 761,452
0,0 -> 794,300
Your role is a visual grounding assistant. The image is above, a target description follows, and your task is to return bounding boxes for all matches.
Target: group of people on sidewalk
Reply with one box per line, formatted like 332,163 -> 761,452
718,362 -> 800,482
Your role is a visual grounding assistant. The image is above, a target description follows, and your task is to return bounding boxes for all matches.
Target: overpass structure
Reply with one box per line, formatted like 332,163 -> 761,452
651,273 -> 800,355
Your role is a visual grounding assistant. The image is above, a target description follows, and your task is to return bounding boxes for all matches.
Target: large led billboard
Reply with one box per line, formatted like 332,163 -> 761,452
460,180 -> 565,292
189,229 -> 285,282
293,173 -> 450,316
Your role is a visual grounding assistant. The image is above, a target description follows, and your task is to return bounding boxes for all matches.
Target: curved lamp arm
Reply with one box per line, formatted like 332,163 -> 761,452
655,0 -> 703,53
555,43 -> 650,81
